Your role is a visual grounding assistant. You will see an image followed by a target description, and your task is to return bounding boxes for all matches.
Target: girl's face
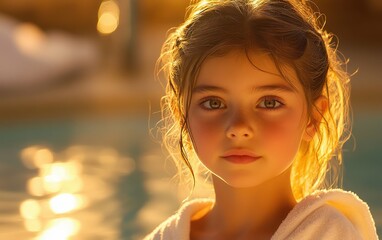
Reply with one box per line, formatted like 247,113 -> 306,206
188,50 -> 311,188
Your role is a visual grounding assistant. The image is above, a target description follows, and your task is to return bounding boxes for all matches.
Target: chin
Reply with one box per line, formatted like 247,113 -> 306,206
217,173 -> 267,189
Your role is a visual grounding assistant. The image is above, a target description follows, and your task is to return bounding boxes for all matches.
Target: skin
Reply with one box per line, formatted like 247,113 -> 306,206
187,50 -> 326,239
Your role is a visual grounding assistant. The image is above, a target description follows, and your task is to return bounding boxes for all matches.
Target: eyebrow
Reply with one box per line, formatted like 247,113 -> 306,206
192,85 -> 227,94
252,84 -> 297,93
192,84 -> 297,94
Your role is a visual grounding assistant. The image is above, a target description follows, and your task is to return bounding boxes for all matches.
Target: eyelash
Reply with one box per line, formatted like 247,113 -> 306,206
257,96 -> 285,111
199,97 -> 226,110
199,96 -> 285,111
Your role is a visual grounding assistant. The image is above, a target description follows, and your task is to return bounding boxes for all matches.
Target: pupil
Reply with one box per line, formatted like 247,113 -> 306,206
265,100 -> 275,108
211,100 -> 220,108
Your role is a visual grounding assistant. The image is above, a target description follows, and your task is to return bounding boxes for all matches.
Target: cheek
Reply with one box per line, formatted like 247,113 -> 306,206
188,114 -> 223,150
260,109 -> 305,152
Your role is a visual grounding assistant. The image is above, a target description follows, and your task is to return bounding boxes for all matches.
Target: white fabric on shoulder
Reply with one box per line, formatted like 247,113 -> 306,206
144,189 -> 378,240
272,189 -> 378,240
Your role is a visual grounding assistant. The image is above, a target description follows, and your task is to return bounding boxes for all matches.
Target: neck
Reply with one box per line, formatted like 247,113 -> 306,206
192,168 -> 296,238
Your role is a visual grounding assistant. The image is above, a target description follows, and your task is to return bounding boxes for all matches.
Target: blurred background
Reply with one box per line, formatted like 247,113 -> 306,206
0,0 -> 380,239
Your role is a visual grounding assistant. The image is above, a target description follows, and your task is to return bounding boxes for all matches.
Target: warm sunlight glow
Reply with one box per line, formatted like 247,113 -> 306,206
24,219 -> 42,232
34,148 -> 54,167
37,218 -> 81,240
49,194 -> 84,214
63,177 -> 84,193
20,199 -> 41,219
97,0 -> 120,35
27,177 -> 45,196
21,146 -> 54,169
19,145 -> 129,239
40,162 -> 82,194
13,23 -> 45,56
98,13 -> 118,34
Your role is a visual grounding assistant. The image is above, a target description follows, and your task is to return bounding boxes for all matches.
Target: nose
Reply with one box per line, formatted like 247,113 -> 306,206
226,110 -> 254,139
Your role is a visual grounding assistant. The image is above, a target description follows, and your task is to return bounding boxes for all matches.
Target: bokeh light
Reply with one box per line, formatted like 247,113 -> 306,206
49,193 -> 85,214
36,218 -> 81,240
13,23 -> 45,56
20,146 -> 54,169
20,199 -> 41,219
97,0 -> 120,35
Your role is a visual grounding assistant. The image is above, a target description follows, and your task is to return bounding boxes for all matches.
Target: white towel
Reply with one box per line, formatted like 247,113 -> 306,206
271,189 -> 378,239
144,189 -> 378,239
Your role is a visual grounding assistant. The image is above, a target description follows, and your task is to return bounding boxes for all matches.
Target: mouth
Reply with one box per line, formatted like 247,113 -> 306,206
221,149 -> 261,164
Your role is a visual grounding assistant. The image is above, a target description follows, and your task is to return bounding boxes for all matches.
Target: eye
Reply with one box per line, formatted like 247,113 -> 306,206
200,98 -> 226,110
258,97 -> 284,110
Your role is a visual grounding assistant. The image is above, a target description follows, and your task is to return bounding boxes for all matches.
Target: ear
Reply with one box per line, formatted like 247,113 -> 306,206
302,96 -> 328,141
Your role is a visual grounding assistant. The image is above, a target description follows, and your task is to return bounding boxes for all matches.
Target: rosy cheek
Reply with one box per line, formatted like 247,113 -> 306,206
189,114 -> 222,145
260,110 -> 304,146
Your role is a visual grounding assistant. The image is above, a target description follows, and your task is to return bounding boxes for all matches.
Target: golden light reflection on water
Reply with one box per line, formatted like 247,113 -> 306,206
20,199 -> 41,219
37,218 -> 81,240
23,218 -> 42,233
49,194 -> 86,214
15,145 -> 135,240
21,146 -> 54,170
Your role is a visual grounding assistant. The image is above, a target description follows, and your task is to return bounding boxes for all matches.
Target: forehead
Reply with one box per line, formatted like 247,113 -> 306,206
196,49 -> 302,92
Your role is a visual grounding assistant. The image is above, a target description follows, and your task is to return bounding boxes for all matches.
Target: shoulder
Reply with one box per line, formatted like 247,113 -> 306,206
143,198 -> 214,240
272,189 -> 378,240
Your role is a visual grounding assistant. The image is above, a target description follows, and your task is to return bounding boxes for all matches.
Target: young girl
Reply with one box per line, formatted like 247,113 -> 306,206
145,0 -> 378,239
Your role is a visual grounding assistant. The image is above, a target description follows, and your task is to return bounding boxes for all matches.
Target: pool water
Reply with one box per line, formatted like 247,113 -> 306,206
0,111 -> 380,239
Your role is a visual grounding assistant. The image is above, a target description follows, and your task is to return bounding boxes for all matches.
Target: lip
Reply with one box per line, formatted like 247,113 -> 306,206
221,149 -> 261,164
